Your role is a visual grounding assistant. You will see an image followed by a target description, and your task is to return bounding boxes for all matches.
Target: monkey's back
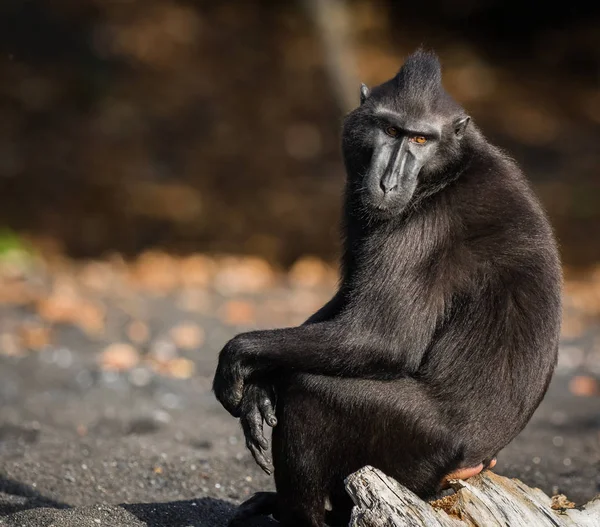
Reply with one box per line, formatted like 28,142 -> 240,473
420,142 -> 562,461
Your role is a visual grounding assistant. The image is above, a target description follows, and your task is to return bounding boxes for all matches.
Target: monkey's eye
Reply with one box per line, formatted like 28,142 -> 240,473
385,126 -> 399,137
410,136 -> 427,144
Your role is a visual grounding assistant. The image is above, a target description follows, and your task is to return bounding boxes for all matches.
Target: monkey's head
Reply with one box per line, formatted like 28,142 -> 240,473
342,50 -> 471,218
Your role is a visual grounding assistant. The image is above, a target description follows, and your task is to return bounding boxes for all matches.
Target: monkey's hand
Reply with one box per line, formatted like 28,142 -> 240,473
212,335 -> 277,474
240,382 -> 277,475
212,334 -> 259,416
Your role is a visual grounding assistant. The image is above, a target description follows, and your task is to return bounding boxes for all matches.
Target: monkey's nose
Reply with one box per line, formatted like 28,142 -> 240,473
380,179 -> 398,194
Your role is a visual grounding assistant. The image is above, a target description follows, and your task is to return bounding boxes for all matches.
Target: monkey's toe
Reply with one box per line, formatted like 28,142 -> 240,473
441,462 -> 484,487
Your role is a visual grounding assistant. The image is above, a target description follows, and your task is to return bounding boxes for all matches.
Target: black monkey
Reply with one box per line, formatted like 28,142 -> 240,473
213,49 -> 562,527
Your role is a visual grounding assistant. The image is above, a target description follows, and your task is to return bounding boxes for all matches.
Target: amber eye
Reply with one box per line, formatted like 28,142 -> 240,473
385,126 -> 399,137
410,136 -> 427,144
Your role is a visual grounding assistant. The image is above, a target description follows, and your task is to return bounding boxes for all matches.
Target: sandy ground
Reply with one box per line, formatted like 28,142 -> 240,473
0,261 -> 598,526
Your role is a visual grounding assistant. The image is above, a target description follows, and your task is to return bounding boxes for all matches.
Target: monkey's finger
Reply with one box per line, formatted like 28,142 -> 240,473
241,406 -> 273,474
257,395 -> 277,428
247,439 -> 274,475
241,406 -> 269,451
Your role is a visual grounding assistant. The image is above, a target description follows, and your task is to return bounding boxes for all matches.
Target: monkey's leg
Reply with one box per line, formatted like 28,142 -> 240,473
271,377 -> 334,527
272,374 -> 466,527
228,492 -> 277,527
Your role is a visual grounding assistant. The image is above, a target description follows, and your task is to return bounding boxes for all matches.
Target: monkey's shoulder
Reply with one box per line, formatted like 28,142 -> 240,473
453,150 -> 553,241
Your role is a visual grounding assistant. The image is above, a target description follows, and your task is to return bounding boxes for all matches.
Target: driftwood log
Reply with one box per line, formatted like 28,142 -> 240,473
345,466 -> 600,527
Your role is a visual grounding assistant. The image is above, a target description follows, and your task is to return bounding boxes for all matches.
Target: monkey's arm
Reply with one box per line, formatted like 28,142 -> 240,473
237,291 -> 347,472
213,317 -> 434,417
236,290 -> 345,471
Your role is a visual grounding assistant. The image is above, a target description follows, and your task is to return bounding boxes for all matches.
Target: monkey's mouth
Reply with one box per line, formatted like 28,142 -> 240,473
375,195 -> 397,210
368,191 -> 412,217
365,172 -> 418,215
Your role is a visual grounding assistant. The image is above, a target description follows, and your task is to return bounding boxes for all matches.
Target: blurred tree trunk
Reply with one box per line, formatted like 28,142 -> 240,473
304,0 -> 359,113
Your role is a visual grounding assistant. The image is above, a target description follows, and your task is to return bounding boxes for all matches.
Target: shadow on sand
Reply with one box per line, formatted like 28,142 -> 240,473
0,476 -> 277,526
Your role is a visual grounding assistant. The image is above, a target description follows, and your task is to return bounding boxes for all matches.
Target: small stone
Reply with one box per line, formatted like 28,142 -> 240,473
158,392 -> 180,409
77,424 -> 88,437
170,322 -> 205,350
289,256 -> 335,288
0,333 -> 23,356
38,292 -> 105,336
76,301 -> 106,336
221,300 -> 256,326
0,280 -> 34,305
37,293 -> 75,324
288,290 -> 323,315
129,367 -> 153,387
560,315 -> 585,339
75,369 -> 94,389
18,323 -> 52,350
149,338 -> 177,362
55,347 -> 73,368
166,358 -> 195,379
131,251 -> 180,295
179,255 -> 214,288
556,346 -> 585,372
550,411 -> 567,425
569,375 -> 599,397
79,262 -> 114,293
127,320 -> 150,345
177,289 -> 211,313
213,256 -> 275,295
99,343 -> 140,372
153,410 -> 171,424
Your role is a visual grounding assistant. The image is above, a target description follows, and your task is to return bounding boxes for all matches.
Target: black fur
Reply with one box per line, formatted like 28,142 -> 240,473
214,49 -> 562,527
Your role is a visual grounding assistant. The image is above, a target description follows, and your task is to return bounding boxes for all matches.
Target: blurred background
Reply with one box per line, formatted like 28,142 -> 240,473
0,1 -> 598,524
0,0 -> 599,264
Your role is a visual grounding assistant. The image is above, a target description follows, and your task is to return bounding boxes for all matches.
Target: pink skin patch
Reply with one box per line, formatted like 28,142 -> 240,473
441,458 -> 496,488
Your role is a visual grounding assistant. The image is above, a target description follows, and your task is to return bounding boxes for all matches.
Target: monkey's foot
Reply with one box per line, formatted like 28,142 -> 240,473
228,491 -> 278,526
441,457 -> 497,488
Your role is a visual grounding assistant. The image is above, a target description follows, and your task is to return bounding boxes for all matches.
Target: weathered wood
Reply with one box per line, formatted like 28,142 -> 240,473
345,466 -> 600,527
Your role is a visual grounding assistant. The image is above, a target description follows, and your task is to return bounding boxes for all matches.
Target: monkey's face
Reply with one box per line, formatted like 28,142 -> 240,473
364,114 -> 441,215
342,52 -> 470,219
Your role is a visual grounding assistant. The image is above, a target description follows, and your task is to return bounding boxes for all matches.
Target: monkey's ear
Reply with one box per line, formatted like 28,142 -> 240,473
454,116 -> 470,137
360,83 -> 370,105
